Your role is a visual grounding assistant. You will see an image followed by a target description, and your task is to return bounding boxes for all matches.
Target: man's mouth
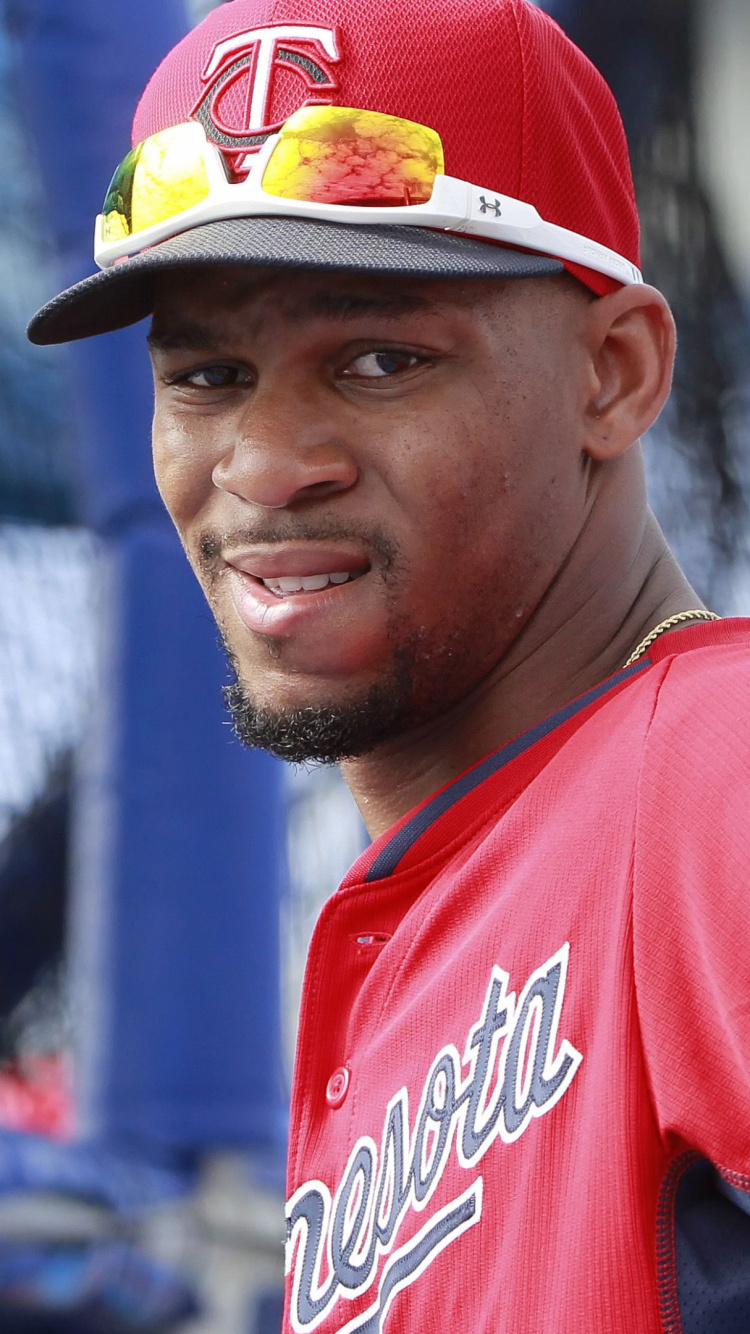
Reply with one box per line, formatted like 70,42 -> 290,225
224,544 -> 372,597
217,540 -> 388,648
257,569 -> 366,598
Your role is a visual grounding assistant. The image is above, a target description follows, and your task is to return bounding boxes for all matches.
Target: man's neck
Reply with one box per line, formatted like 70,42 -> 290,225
341,505 -> 701,840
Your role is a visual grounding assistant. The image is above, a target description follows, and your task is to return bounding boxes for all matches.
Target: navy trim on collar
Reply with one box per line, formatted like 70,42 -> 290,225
365,660 -> 651,882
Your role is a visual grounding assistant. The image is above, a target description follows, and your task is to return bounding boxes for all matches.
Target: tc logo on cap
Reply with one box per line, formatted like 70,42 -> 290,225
192,24 -> 341,176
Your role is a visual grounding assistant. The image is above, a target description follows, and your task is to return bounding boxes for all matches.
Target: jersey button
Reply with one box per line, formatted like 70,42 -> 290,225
326,1067 -> 350,1108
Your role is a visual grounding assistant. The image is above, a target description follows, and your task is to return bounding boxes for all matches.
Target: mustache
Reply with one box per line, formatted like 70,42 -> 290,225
198,519 -> 400,578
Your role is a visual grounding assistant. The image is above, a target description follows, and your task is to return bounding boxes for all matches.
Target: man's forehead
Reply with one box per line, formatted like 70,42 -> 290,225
145,264 -> 536,352
149,265 -> 444,342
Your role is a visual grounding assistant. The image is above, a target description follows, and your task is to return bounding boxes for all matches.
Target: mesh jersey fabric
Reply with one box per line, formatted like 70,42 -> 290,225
284,619 -> 750,1334
132,0 -> 640,296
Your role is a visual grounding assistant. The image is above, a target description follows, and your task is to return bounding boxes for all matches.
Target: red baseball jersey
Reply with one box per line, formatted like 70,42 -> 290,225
284,618 -> 750,1334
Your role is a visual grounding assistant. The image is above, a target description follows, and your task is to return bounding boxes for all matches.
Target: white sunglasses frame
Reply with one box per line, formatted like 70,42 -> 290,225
94,119 -> 643,287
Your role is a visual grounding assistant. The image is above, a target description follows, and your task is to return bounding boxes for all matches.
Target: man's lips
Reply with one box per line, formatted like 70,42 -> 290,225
224,543 -> 371,581
223,543 -> 374,636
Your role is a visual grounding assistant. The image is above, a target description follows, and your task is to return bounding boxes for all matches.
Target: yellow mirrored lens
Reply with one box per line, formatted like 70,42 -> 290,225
262,106 -> 445,207
102,143 -> 142,242
101,122 -> 211,243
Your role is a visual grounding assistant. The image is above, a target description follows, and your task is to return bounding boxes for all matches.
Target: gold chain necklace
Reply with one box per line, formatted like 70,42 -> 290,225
622,609 -> 721,669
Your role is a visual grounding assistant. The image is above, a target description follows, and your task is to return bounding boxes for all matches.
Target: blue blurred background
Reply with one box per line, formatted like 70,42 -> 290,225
0,0 -> 747,1331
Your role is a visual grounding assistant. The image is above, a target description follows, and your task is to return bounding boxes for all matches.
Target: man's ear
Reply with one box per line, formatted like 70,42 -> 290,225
581,284 -> 676,461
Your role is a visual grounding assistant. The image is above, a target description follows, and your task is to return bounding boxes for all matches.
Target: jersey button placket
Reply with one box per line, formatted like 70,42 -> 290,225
326,1066 -> 350,1109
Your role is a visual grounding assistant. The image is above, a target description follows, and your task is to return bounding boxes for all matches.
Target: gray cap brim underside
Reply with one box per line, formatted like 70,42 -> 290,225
27,216 -> 564,346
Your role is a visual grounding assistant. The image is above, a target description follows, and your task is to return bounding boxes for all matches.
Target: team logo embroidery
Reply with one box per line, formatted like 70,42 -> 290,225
193,24 -> 341,176
286,944 -> 582,1333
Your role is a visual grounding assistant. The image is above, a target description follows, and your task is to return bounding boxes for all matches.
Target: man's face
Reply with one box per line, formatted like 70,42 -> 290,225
150,266 -> 592,761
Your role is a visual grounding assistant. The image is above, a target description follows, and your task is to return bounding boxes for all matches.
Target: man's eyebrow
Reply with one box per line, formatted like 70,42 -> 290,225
294,290 -> 432,321
147,291 -> 432,351
147,322 -> 224,353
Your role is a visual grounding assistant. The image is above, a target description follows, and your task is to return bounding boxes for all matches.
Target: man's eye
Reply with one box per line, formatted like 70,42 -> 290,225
344,350 -> 420,379
181,364 -> 249,388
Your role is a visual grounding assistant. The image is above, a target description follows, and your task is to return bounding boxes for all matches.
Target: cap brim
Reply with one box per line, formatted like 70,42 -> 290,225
27,217 -> 564,346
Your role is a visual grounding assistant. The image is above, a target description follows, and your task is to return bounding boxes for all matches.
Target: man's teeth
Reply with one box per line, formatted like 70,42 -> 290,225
261,572 -> 354,596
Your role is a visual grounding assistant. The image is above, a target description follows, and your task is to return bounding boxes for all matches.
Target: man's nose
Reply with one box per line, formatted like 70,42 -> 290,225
211,384 -> 359,509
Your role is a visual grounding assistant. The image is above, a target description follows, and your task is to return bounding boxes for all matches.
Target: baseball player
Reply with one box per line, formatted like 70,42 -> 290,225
28,0 -> 750,1329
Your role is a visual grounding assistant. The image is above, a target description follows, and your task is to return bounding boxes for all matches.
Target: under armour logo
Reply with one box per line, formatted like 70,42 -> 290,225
478,195 -> 503,217
192,24 -> 341,174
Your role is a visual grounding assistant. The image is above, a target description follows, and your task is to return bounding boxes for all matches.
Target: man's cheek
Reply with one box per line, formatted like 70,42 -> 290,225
151,424 -> 180,512
153,439 -> 211,532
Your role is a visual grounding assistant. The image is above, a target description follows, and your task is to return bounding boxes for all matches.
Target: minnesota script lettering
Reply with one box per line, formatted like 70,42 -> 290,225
286,943 -> 582,1333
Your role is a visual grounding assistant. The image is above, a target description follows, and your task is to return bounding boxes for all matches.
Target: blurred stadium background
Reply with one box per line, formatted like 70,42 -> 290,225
0,0 -> 747,1330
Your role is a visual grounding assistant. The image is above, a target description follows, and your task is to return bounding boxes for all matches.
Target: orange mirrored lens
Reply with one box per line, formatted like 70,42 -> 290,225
101,123 -> 211,242
261,106 -> 444,207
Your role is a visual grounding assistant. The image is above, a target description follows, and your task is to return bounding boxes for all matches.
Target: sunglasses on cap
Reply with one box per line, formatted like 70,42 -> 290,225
95,105 -> 643,288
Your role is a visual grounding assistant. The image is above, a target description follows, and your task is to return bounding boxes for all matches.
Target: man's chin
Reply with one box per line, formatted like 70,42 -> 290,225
218,614 -> 487,763
222,673 -> 415,764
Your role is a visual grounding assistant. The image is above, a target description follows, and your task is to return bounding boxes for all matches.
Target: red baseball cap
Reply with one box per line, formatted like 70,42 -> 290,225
28,0 -> 641,345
